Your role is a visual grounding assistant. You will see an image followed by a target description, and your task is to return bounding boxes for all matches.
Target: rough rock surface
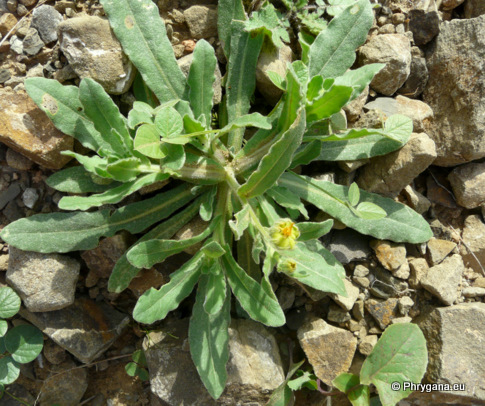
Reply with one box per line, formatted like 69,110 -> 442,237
448,162 -> 485,209
20,298 -> 130,363
358,34 -> 411,96
423,16 -> 485,166
58,15 -> 136,94
327,229 -> 371,265
465,0 -> 485,18
426,237 -> 456,266
31,5 -> 62,44
183,5 -> 218,39
461,215 -> 485,273
6,247 -> 80,312
357,132 -> 436,196
365,298 -> 399,329
417,303 -> 485,403
0,88 -> 73,169
298,317 -> 357,385
330,279 -> 360,311
421,254 -> 463,305
398,46 -> 429,98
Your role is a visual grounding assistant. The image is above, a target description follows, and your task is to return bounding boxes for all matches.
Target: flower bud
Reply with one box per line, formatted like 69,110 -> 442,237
270,219 -> 300,250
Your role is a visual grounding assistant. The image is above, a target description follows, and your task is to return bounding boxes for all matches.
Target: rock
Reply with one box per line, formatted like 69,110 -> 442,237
365,298 -> 400,329
358,334 -> 378,356
0,0 -> 7,14
408,10 -> 440,45
276,286 -> 295,311
183,5 -> 218,39
426,237 -> 456,265
6,247 -> 80,312
369,266 -> 409,299
256,44 -> 292,105
177,53 -> 222,105
58,15 -> 136,94
358,34 -> 411,96
172,216 -> 210,255
462,286 -> 485,297
0,68 -> 11,83
43,339 -> 67,365
370,240 -> 407,271
327,304 -> 351,323
298,317 -> 357,385
0,182 -> 21,210
423,16 -> 485,166
0,88 -> 73,169
388,0 -> 434,13
31,5 -> 62,44
357,132 -> 437,197
398,47 -> 429,98
144,318 -> 285,405
441,0 -> 465,9
417,303 -> 485,404
330,279 -> 360,311
327,228 -> 371,265
9,35 -> 23,54
18,0 -> 36,6
421,254 -> 464,305
39,359 -> 88,406
461,215 -> 485,273
0,12 -> 16,36
21,188 -> 39,209
6,148 -> 33,170
403,185 -> 431,214
448,162 -> 485,209
363,95 -> 433,132
465,0 -> 485,18
398,296 -> 414,315
343,86 -> 368,122
20,298 -> 130,363
128,267 -> 166,298
81,233 -> 131,279
22,27 -> 44,55
0,384 -> 35,405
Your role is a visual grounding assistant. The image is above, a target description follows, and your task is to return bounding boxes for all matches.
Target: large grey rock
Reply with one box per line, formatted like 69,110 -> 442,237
20,298 -> 130,363
465,0 -> 485,18
357,132 -> 436,197
144,319 -> 285,405
22,27 -> 44,56
298,317 -> 357,385
58,15 -> 136,94
461,214 -> 485,273
416,303 -> 485,404
31,5 -> 62,44
388,0 -> 435,13
358,34 -> 411,96
408,9 -> 440,45
421,254 -> 463,305
448,162 -> 485,209
423,16 -> 485,166
398,47 -> 429,98
327,228 -> 371,265
183,5 -> 218,39
6,247 -> 80,312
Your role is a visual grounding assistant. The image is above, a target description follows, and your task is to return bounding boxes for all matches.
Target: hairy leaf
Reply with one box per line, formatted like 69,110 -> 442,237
332,373 -> 370,406
0,287 -> 21,319
46,166 -> 119,194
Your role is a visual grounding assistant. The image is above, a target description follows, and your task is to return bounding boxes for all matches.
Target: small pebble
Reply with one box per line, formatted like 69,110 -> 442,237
22,188 -> 39,209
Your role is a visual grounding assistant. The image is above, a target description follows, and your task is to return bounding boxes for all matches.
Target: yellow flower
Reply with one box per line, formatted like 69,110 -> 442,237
278,259 -> 297,274
270,219 -> 300,250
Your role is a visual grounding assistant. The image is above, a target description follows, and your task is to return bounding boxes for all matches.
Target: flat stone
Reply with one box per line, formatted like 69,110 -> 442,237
462,286 -> 485,297
370,240 -> 407,271
365,298 -> 400,329
369,266 -> 409,299
327,304 -> 351,324
388,0 -> 435,13
20,298 -> 130,363
403,184 -> 431,214
358,34 -> 411,96
441,0 -> 465,9
364,95 -> 433,132
408,258 -> 429,288
298,317 -> 357,385
358,334 -> 378,356
58,15 -> 136,94
330,279 -> 360,311
183,5 -> 218,39
0,88 -> 73,169
31,5 -> 62,44
0,182 -> 21,210
465,0 -> 485,18
421,254 -> 463,305
461,215 -> 485,273
449,162 -> 485,209
6,247 -> 80,312
327,228 -> 371,265
22,27 -> 44,55
417,303 -> 485,403
423,16 -> 485,166
426,237 -> 456,265
357,132 -> 436,197
408,9 -> 440,45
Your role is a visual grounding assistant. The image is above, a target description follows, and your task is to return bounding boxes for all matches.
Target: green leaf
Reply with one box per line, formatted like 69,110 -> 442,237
177,153 -> 226,184
133,251 -> 204,324
287,371 -> 317,391
280,172 -> 432,243
306,85 -> 353,123
238,107 -> 306,199
306,75 -> 324,101
267,71 -> 286,91
238,231 -> 262,281
308,0 -> 373,79
243,3 -> 290,48
108,199 -> 200,293
161,143 -> 186,171
189,276 -> 230,400
5,325 -> 43,364
132,72 -> 158,107
355,202 -> 387,220
217,0 -> 245,56
199,187 -> 217,221
266,359 -> 305,406
228,205 -> 250,241
0,184 -> 198,253
154,106 -> 184,139
0,321 -> 7,337
202,268 -> 227,315
79,78 -> 132,156
327,0 -> 359,17
106,157 -> 142,182
332,373 -> 370,406
221,113 -> 272,134
128,101 -> 154,129
334,64 -> 384,101
188,40 -> 217,128
132,349 -> 147,367
125,362 -> 149,381
226,21 -> 264,152
297,219 -> 333,241
126,218 -> 217,269
278,242 -> 346,295
0,356 -> 20,385
60,152 -> 109,178
24,78 -> 110,155
58,172 -> 169,211
100,0 -> 186,103
46,166 -> 119,194
134,124 -> 164,158
221,249 -> 285,327
0,287 -> 21,319
360,324 -> 428,406
348,182 -> 360,206
201,240 -> 226,259
290,140 -> 322,168
267,185 -> 309,219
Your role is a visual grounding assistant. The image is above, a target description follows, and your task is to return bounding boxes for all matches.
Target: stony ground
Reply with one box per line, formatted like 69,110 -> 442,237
0,0 -> 485,405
